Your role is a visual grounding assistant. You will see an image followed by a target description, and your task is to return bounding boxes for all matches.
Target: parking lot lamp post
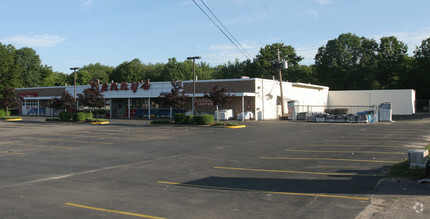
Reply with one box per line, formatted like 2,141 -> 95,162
187,56 -> 201,116
70,67 -> 80,110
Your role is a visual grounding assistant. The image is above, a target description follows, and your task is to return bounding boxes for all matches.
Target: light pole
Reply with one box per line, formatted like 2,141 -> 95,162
70,67 -> 80,110
187,56 -> 201,116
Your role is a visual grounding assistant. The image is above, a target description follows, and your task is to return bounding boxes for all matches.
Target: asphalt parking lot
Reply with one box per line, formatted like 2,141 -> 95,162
0,117 -> 429,218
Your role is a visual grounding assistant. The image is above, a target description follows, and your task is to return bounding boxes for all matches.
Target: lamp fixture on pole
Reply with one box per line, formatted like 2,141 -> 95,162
70,67 -> 80,110
186,56 -> 201,116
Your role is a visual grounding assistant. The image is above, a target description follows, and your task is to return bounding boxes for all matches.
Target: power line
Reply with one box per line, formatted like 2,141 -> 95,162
191,0 -> 274,79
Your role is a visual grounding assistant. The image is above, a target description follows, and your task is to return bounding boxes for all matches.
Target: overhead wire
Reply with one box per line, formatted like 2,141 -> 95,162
192,0 -> 274,79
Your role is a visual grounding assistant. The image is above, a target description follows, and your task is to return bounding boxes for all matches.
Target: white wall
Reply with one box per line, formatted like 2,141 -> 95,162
285,82 -> 329,113
328,89 -> 416,115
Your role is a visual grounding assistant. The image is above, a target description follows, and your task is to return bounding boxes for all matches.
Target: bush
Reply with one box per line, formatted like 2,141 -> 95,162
0,109 -> 11,118
184,115 -> 194,124
225,123 -> 239,126
193,115 -> 214,125
388,160 -> 426,179
173,113 -> 185,124
151,120 -> 171,124
73,112 -> 92,121
324,108 -> 349,115
59,111 -> 72,121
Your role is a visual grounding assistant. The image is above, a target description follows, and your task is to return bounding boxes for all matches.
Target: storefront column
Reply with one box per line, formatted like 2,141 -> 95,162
37,99 -> 40,116
24,99 -> 27,116
148,98 -> 151,119
109,98 -> 112,119
242,96 -> 245,122
128,98 -> 131,119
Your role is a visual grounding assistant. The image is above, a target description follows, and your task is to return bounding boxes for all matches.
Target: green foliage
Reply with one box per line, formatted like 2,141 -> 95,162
224,123 -> 239,126
150,120 -> 171,124
81,63 -> 113,83
59,111 -> 72,121
0,43 -> 22,89
173,113 -> 185,124
193,115 -> 214,125
0,109 -> 10,118
388,160 -> 426,179
73,112 -> 92,121
16,47 -> 42,87
184,115 -> 194,124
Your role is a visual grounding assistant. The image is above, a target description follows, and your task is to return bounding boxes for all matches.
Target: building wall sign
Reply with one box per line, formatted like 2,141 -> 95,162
17,92 -> 37,97
89,78 -> 150,93
195,97 -> 214,106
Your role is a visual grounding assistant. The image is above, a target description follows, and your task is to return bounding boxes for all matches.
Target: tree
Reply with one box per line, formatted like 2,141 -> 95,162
159,81 -> 188,109
47,91 -> 75,111
0,43 -> 22,90
204,85 -> 233,122
254,43 -> 303,79
16,47 -> 42,87
77,88 -> 105,112
375,36 -> 408,89
412,37 -> 430,99
0,87 -> 21,115
80,63 -> 113,83
111,58 -> 145,82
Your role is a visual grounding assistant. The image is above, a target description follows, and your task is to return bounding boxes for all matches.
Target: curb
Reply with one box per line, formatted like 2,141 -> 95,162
91,121 -> 110,125
224,125 -> 246,129
4,118 -> 23,121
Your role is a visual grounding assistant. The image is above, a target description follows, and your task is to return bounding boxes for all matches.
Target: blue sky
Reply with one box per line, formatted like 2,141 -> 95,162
1,0 -> 429,74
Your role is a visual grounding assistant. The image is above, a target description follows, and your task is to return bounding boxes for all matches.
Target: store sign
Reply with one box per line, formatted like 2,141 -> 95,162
17,92 -> 37,97
195,97 -> 214,106
89,78 -> 150,93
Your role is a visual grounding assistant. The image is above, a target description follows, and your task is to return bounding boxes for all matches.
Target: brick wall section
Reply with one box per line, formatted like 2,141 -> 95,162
15,87 -> 65,97
183,80 -> 255,93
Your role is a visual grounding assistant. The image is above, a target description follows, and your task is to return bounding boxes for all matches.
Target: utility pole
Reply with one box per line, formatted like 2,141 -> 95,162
277,48 -> 285,118
187,56 -> 201,116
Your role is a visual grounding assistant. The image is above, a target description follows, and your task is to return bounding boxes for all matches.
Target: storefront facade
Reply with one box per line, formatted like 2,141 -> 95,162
15,78 -> 330,120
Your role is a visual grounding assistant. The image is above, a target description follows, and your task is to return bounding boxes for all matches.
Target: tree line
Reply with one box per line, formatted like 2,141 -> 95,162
1,33 -> 429,99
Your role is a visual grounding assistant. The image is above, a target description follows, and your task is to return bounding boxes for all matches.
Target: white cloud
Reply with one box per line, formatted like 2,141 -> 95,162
204,41 -> 260,65
307,9 -> 319,19
80,0 -> 95,11
0,34 -> 66,48
314,0 -> 331,5
371,27 -> 430,53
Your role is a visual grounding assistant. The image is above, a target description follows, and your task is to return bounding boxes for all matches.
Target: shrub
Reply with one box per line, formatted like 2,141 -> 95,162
193,115 -> 214,125
225,123 -> 239,126
173,113 -> 185,124
388,160 -> 426,179
0,109 -> 8,118
73,112 -> 92,121
59,111 -> 72,121
151,120 -> 171,124
184,115 -> 194,124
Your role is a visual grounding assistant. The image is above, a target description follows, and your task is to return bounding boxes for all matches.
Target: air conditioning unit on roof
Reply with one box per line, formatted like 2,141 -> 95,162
407,149 -> 429,169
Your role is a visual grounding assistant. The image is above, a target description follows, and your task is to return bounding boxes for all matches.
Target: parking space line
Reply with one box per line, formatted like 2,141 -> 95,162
325,139 -> 410,143
259,157 -> 398,163
286,149 -> 404,155
65,203 -> 166,219
18,137 -> 113,145
4,143 -> 74,149
308,144 -> 410,148
1,151 -> 25,155
214,166 -> 361,176
157,181 -> 370,201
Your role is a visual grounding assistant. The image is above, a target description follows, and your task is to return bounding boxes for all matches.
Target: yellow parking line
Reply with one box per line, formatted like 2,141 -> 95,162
6,143 -> 74,149
259,157 -> 398,163
214,166 -> 358,176
157,181 -> 370,201
65,203 -> 166,219
287,149 -> 404,155
308,144 -> 407,148
325,139 -> 407,144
